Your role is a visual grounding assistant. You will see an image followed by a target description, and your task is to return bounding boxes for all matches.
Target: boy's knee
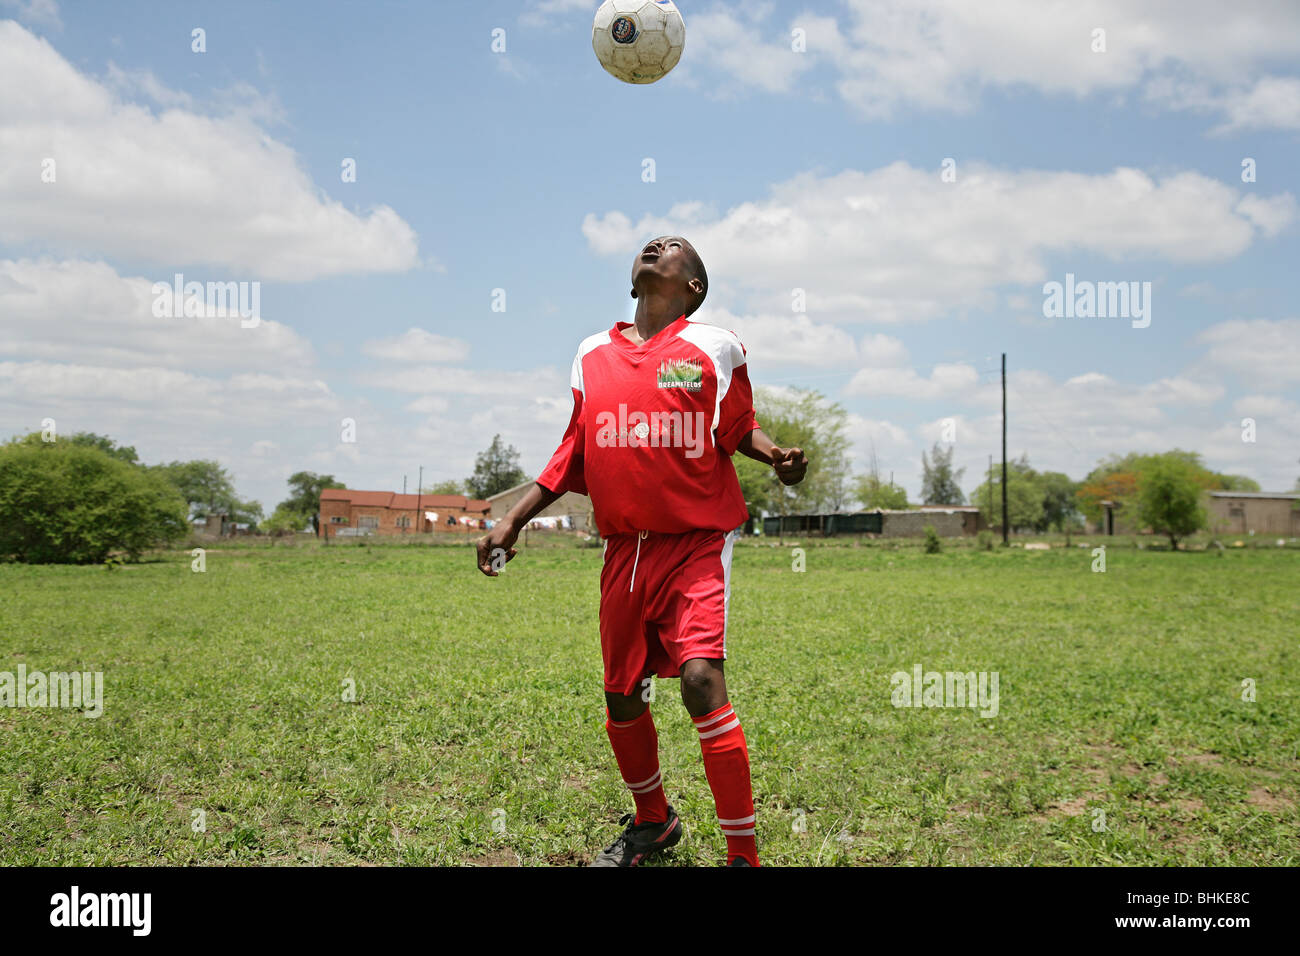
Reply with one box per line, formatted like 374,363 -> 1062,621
679,659 -> 724,708
604,690 -> 647,723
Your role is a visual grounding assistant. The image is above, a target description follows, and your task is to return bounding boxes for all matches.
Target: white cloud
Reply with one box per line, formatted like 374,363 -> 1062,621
0,0 -> 59,29
520,0 -> 596,28
1194,318 -> 1300,391
0,258 -> 316,372
361,328 -> 472,364
686,0 -> 1300,133
1149,75 -> 1300,134
0,22 -> 420,281
357,364 -> 565,398
584,163 -> 1293,323
845,362 -> 979,399
683,4 -> 817,94
697,307 -> 861,366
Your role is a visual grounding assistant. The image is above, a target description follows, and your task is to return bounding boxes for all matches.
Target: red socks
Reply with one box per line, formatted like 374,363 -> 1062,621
605,708 -> 668,825
694,701 -> 760,867
605,701 -> 760,866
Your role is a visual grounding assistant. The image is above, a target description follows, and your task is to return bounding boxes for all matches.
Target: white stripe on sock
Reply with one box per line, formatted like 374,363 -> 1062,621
697,717 -> 740,740
718,814 -> 755,826
693,707 -> 735,731
625,770 -> 661,790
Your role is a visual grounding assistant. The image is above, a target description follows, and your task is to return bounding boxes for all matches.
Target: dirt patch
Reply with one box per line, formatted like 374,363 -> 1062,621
476,848 -> 521,867
1247,788 -> 1294,812
1178,753 -> 1223,767
1033,793 -> 1104,822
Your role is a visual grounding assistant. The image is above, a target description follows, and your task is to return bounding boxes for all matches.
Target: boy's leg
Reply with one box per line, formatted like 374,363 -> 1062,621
604,689 -> 668,825
680,658 -> 759,867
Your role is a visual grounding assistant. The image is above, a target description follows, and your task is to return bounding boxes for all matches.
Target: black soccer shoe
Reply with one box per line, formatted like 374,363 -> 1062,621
589,806 -> 684,867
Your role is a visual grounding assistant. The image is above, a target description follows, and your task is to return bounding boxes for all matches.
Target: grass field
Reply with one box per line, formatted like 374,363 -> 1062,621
1,536 -> 1296,866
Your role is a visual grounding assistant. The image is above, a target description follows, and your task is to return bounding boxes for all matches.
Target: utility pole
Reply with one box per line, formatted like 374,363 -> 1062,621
416,466 -> 423,536
1001,353 -> 1008,546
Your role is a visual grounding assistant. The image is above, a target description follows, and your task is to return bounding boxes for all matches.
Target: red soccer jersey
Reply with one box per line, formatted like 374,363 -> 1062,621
537,315 -> 760,537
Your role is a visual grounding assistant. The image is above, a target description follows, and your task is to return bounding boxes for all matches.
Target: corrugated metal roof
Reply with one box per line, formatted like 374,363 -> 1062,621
1208,491 -> 1300,500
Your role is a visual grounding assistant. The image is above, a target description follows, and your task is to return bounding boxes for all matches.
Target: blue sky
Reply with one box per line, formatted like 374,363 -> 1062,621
2,0 -> 1298,512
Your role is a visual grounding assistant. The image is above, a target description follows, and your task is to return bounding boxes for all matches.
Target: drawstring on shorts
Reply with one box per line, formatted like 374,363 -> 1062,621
629,529 -> 649,592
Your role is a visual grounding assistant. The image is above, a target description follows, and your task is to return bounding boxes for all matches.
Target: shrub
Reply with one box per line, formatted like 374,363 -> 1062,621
977,530 -> 994,551
923,524 -> 942,554
0,442 -> 188,563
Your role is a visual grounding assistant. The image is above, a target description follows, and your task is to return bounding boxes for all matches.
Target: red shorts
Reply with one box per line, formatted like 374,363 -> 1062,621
599,527 -> 739,696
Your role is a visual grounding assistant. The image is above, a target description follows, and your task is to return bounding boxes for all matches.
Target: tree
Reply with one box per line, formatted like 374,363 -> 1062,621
1076,469 -> 1139,525
855,474 -> 909,510
1078,449 -> 1246,530
260,504 -> 311,536
0,441 -> 188,563
152,459 -> 261,525
920,442 -> 965,505
466,436 -> 527,499
1038,471 -> 1081,532
969,456 -> 1041,531
278,472 -> 345,533
853,445 -> 908,510
1216,474 -> 1261,492
423,479 -> 465,495
733,387 -> 850,516
10,430 -> 139,464
1137,456 -> 1206,547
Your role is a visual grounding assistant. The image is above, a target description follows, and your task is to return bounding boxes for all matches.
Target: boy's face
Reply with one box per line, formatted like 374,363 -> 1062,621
631,235 -> 703,300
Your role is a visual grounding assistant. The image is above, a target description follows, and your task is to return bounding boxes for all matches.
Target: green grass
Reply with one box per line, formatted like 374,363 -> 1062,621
1,538 -> 1296,866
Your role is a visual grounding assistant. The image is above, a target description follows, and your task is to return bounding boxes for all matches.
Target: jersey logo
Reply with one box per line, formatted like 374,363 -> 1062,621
657,357 -> 703,390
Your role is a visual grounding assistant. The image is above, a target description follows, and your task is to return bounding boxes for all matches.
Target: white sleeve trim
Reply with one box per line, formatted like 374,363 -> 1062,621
677,320 -> 747,440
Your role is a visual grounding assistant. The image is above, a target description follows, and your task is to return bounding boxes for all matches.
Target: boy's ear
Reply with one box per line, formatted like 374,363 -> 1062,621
688,278 -> 703,295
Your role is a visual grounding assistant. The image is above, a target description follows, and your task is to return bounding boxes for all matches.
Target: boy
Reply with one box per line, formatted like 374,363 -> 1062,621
476,236 -> 808,867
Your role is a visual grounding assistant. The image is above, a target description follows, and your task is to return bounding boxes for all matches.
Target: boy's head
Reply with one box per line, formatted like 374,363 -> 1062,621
630,235 -> 708,316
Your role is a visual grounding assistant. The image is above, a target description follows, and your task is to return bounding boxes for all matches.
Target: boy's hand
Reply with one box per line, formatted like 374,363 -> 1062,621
771,446 -> 808,485
476,519 -> 520,576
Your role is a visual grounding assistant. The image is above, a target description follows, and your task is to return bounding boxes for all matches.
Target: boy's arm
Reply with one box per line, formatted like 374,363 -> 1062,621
476,482 -> 562,577
737,428 -> 808,485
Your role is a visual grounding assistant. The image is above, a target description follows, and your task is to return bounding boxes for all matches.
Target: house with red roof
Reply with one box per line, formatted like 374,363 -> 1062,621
318,488 -> 490,537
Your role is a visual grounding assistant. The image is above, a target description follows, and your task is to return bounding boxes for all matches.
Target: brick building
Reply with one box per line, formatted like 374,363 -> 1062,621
319,489 -> 490,537
486,480 -> 595,532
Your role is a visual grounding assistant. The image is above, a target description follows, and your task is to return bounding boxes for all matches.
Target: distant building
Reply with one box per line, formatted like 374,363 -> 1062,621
1205,491 -> 1299,536
761,508 -> 986,537
913,505 -> 986,536
486,480 -> 594,532
319,489 -> 490,537
193,512 -> 231,538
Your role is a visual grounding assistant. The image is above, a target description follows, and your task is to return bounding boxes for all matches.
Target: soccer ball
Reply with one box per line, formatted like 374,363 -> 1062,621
592,0 -> 686,85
